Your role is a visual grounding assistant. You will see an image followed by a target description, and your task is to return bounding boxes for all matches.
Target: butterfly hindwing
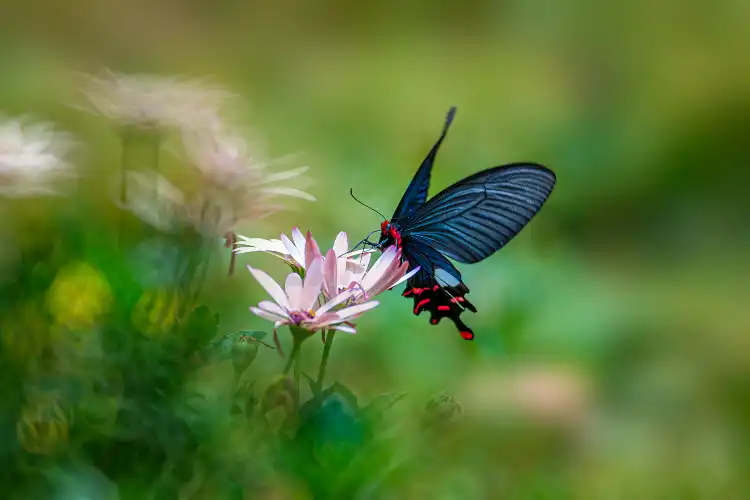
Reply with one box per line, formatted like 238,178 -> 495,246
391,107 -> 456,223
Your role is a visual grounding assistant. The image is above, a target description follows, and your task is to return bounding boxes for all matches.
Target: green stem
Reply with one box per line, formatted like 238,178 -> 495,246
283,340 -> 301,375
316,330 -> 336,392
118,129 -> 132,249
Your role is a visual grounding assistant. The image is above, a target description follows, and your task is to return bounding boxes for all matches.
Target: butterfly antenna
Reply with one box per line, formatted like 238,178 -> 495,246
350,188 -> 387,220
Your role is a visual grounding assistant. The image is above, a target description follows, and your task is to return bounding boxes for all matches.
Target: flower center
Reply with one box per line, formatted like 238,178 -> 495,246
289,309 -> 315,324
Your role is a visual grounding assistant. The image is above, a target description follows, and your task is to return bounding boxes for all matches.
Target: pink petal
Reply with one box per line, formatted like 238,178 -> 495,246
250,306 -> 287,322
333,231 -> 348,257
299,258 -> 324,310
323,248 -> 338,298
258,300 -> 288,317
316,289 -> 356,315
305,232 -> 323,270
284,273 -> 303,309
328,300 -> 379,322
247,265 -> 290,309
361,246 -> 397,289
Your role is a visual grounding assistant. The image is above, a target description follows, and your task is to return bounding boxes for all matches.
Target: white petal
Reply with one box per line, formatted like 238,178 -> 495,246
391,266 -> 420,288
260,187 -> 316,201
284,273 -> 303,309
299,258 -> 324,310
246,265 -> 290,309
250,306 -> 287,322
332,325 -> 357,334
259,166 -> 309,184
316,289 -> 356,315
235,237 -> 287,254
291,227 -> 307,256
280,233 -> 303,267
330,300 -> 379,321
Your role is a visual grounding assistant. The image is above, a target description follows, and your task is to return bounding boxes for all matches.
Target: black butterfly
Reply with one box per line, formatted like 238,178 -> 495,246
361,107 -> 556,340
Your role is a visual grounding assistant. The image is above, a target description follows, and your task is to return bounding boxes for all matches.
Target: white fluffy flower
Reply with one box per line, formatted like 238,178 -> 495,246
76,70 -> 234,130
0,117 -> 75,197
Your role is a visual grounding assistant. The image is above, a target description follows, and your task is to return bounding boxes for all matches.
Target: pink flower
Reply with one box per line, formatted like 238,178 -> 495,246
320,232 -> 419,303
247,257 -> 379,337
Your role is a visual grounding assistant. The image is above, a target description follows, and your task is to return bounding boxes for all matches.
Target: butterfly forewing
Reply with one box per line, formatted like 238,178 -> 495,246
391,107 -> 456,222
400,163 -> 556,264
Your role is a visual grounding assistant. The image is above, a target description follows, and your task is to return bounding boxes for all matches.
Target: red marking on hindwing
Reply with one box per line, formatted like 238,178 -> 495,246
460,331 -> 475,340
414,298 -> 431,314
437,305 -> 451,312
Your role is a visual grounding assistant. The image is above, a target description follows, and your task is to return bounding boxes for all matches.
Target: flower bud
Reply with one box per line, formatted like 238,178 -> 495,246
231,334 -> 259,375
261,375 -> 296,416
16,395 -> 70,454
421,392 -> 462,429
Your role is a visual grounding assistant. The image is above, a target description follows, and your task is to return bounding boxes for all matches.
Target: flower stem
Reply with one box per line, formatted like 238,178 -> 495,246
316,330 -> 336,392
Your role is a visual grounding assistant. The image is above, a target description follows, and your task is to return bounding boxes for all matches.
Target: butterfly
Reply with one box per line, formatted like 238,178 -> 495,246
359,107 -> 556,340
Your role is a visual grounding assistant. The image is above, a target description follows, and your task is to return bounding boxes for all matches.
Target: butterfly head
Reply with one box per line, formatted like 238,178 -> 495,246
378,219 -> 402,250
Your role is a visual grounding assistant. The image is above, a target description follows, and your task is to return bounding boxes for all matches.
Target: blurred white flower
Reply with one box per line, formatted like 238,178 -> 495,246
0,117 -> 75,197
76,70 -> 234,130
180,125 -> 314,222
247,258 -> 379,336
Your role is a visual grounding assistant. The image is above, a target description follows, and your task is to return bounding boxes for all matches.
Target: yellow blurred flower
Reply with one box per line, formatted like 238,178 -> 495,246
17,395 -> 70,455
46,262 -> 112,330
132,288 -> 183,338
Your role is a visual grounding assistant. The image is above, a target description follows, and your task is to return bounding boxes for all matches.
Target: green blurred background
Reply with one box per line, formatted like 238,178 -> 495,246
1,0 -> 749,497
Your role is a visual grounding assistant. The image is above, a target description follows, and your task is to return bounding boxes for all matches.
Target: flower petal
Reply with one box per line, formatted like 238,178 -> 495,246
316,289 -> 356,315
235,236 -> 288,254
328,300 -> 379,322
391,265 -> 420,289
323,248 -> 338,298
258,300 -> 288,318
291,227 -> 307,255
260,187 -> 316,201
259,166 -> 309,184
332,324 -> 357,334
305,231 -> 322,270
284,273 -> 303,309
361,246 -> 397,289
280,233 -> 303,267
299,258 -> 325,310
246,265 -> 290,310
250,306 -> 287,323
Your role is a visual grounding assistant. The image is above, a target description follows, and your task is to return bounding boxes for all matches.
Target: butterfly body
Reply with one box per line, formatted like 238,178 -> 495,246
371,108 -> 556,340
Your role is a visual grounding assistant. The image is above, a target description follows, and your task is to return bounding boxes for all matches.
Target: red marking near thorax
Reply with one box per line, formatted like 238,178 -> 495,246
380,220 -> 402,249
